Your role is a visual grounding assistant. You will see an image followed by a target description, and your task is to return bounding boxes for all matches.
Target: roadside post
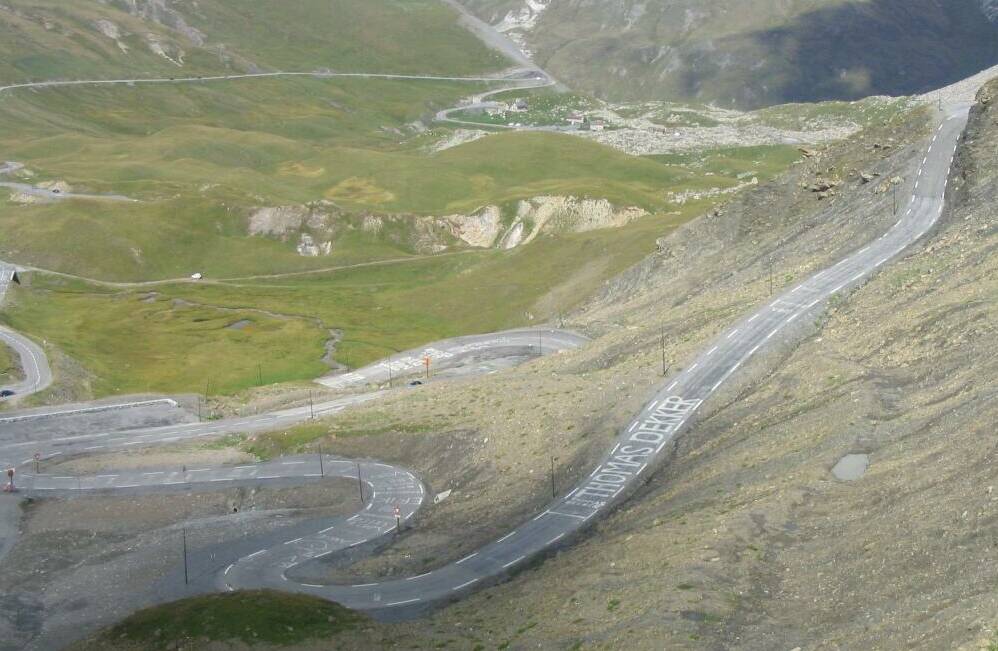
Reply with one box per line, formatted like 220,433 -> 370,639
4,468 -> 13,492
357,463 -> 364,503
661,326 -> 667,375
769,255 -> 774,296
550,456 -> 556,499
309,391 -> 315,420
33,452 -> 40,474
394,505 -> 401,535
182,527 -> 189,585
318,445 -> 324,477
423,356 -> 431,380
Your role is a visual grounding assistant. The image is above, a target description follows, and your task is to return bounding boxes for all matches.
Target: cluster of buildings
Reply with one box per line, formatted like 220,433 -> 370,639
484,97 -> 531,118
481,99 -> 608,131
566,111 -> 606,131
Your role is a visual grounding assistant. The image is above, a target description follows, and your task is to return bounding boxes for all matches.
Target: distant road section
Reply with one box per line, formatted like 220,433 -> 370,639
318,328 -> 589,389
0,70 -> 525,96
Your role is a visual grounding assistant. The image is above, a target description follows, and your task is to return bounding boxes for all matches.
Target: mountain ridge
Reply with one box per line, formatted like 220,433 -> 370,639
459,0 -> 998,108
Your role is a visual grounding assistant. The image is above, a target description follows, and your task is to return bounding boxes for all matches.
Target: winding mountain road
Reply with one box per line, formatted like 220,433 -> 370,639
0,10 -> 974,632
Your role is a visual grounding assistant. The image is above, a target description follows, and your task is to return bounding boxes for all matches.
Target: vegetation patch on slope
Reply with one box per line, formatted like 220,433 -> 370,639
1,277 -> 328,396
87,590 -> 367,650
0,341 -> 22,384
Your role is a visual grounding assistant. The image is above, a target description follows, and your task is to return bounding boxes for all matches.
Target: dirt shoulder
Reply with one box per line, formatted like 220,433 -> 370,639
0,340 -> 23,385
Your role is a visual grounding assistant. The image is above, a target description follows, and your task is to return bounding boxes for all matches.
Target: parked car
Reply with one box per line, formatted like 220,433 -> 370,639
0,390 -> 15,398
407,379 -> 423,387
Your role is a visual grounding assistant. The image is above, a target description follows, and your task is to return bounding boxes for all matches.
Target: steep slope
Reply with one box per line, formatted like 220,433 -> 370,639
461,0 -> 998,108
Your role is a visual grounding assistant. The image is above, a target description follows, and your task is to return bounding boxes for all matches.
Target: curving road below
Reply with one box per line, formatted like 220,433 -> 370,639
318,328 -> 589,389
0,262 -> 52,400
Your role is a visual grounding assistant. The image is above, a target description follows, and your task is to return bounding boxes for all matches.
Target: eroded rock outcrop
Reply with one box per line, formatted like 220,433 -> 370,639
248,196 -> 646,256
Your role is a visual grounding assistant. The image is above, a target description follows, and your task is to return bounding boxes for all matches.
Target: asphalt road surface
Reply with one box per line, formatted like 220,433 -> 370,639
0,71 -> 526,96
317,328 -> 589,389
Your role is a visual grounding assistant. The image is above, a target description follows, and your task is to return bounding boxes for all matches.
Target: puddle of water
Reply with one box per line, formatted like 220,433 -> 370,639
832,453 -> 869,481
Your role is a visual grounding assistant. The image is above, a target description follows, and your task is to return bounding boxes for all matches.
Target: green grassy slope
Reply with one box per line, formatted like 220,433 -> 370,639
3,207 -> 699,395
0,77 -> 723,281
0,0 -> 504,85
86,591 -> 368,650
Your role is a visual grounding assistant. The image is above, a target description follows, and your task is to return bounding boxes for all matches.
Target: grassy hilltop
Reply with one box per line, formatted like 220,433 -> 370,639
0,0 -> 504,84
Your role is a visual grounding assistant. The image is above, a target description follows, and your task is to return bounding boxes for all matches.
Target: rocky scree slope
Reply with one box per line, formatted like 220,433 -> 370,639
246,197 -> 648,256
461,0 -> 998,108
